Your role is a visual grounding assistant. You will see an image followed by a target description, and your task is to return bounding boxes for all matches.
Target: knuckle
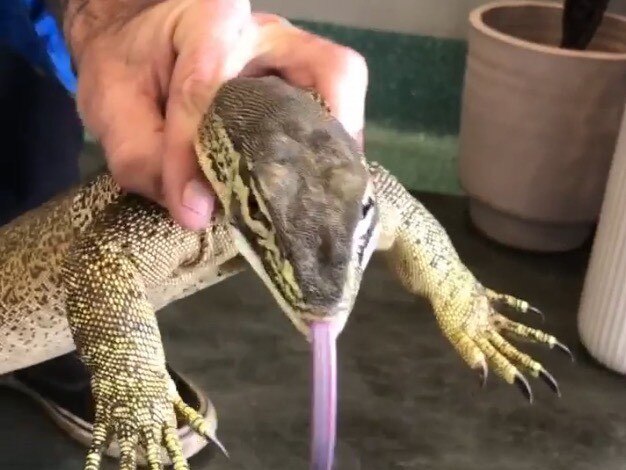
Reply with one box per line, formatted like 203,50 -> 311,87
304,33 -> 369,87
106,149 -> 162,199
333,46 -> 369,81
253,12 -> 290,26
109,165 -> 138,192
225,0 -> 251,15
202,0 -> 251,27
106,140 -> 135,166
106,144 -> 147,189
177,68 -> 218,105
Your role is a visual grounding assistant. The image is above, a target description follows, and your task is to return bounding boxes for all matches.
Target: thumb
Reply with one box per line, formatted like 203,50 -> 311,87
162,0 -> 256,230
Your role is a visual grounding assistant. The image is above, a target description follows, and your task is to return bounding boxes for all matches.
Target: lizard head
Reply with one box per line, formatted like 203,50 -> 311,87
195,76 -> 380,336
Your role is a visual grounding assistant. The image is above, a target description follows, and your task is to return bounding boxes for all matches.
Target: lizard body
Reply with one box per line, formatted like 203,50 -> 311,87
0,76 -> 569,469
0,173 -> 244,375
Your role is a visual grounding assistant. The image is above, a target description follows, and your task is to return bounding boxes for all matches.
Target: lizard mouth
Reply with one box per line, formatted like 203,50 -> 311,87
310,320 -> 339,470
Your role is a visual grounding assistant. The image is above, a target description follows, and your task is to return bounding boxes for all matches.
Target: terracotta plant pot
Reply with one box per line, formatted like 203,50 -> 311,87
457,1 -> 626,252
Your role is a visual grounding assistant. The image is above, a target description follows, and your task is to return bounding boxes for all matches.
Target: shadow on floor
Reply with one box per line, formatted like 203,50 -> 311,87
1,191 -> 625,469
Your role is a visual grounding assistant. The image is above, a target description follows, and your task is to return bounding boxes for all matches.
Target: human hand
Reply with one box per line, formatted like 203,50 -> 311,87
63,0 -> 368,230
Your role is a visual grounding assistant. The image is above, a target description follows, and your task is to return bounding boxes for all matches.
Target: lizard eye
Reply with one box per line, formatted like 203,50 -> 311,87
361,197 -> 375,218
248,192 -> 260,219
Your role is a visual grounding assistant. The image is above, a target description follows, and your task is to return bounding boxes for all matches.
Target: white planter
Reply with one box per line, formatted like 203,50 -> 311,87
578,102 -> 626,374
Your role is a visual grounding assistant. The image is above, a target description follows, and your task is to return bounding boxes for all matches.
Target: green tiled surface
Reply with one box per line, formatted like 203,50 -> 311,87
293,20 -> 467,194
293,20 -> 468,137
364,123 -> 461,194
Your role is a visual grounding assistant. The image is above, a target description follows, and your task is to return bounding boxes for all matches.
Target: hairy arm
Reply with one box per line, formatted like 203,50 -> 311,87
43,0 -> 168,59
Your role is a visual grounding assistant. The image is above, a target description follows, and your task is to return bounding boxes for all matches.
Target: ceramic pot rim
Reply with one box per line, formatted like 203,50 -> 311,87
470,0 -> 626,61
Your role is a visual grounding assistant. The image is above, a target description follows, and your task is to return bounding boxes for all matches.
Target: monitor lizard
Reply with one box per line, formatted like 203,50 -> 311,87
0,76 -> 571,469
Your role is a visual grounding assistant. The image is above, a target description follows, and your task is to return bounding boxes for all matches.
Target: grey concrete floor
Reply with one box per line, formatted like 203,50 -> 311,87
1,171 -> 626,469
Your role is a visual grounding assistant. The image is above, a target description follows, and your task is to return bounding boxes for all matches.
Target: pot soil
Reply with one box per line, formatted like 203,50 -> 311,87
458,1 -> 626,252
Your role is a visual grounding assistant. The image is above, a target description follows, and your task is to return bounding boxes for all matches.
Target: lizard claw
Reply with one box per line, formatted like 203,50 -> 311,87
538,368 -> 560,397
475,361 -> 488,388
438,285 -> 570,402
173,396 -> 229,458
527,305 -> 545,323
554,341 -> 575,362
493,313 -> 573,362
514,373 -> 533,403
81,371 -> 225,470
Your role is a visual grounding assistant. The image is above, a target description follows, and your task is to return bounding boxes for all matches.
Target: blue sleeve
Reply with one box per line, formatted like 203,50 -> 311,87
0,0 -> 77,94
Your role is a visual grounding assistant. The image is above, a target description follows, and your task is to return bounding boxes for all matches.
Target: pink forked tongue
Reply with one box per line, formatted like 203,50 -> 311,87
310,321 -> 338,470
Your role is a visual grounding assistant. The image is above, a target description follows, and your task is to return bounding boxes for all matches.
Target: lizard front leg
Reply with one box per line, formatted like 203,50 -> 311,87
61,196 -> 223,469
369,162 -> 571,400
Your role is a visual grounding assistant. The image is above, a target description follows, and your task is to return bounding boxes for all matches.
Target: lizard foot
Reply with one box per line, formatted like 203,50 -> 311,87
83,372 -> 225,470
441,284 -> 571,403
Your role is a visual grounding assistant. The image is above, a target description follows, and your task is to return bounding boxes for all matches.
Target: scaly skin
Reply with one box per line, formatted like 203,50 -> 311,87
0,76 -> 570,469
370,162 -> 569,397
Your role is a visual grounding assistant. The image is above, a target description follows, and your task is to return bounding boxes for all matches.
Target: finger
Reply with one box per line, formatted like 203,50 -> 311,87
243,21 -> 368,143
162,0 -> 255,229
78,70 -> 166,203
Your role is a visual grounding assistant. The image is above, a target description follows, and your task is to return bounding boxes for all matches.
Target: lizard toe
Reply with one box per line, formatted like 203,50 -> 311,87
84,421 -> 112,470
493,313 -> 574,360
140,425 -> 164,470
117,432 -> 139,470
474,335 -> 522,386
173,396 -> 228,458
163,424 -> 190,470
486,289 -> 545,322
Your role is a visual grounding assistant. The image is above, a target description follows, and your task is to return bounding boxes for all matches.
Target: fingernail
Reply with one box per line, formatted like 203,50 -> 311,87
255,12 -> 292,27
182,179 -> 213,219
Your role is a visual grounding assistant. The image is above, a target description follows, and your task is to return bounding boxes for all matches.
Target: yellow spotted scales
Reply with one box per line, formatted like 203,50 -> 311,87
0,76 -> 570,469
